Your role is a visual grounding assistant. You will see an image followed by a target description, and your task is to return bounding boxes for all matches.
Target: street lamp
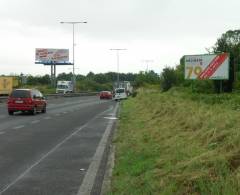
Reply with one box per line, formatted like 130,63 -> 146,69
110,49 -> 127,88
60,21 -> 87,92
142,59 -> 154,73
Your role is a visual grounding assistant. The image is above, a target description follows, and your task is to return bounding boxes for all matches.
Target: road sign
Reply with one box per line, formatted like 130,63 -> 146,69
184,53 -> 229,80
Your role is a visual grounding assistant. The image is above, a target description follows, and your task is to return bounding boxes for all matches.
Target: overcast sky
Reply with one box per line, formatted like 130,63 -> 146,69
0,0 -> 240,76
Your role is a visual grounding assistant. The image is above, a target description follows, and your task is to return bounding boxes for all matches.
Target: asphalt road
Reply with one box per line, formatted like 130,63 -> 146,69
0,96 -> 118,195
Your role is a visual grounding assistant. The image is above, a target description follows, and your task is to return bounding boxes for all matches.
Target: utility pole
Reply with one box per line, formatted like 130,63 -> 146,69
110,49 -> 127,88
60,21 -> 87,92
142,59 -> 154,73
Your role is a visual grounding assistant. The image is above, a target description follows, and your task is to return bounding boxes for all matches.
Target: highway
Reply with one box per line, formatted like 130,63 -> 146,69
0,96 -> 118,195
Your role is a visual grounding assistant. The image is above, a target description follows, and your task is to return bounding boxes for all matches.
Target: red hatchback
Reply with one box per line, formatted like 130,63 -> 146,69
7,89 -> 47,115
99,91 -> 113,99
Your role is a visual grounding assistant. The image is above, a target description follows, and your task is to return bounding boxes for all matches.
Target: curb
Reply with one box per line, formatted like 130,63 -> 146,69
77,103 -> 119,195
100,101 -> 121,195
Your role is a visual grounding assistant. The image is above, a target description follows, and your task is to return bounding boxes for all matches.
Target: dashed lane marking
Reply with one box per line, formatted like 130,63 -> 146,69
31,120 -> 40,124
13,125 -> 25,130
43,116 -> 51,120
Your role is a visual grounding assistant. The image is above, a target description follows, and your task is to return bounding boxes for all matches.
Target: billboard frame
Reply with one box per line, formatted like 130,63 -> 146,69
35,48 -> 71,65
184,53 -> 229,80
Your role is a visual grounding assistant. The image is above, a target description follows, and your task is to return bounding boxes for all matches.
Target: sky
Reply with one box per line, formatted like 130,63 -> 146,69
0,0 -> 240,76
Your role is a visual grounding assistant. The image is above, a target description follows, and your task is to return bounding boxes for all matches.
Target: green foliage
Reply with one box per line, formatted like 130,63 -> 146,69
134,70 -> 160,87
213,29 -> 240,92
57,72 -> 73,81
76,79 -> 112,92
21,85 -> 55,95
160,67 -> 177,91
191,80 -> 215,93
26,74 -> 51,85
111,89 -> 240,194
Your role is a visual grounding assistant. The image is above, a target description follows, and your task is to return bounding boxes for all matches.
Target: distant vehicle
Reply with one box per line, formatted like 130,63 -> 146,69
99,91 -> 113,99
0,76 -> 19,96
56,81 -> 73,94
114,88 -> 127,101
114,81 -> 133,96
7,89 -> 47,115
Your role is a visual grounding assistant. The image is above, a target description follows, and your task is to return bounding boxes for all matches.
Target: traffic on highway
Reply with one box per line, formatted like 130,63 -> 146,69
0,95 -> 118,195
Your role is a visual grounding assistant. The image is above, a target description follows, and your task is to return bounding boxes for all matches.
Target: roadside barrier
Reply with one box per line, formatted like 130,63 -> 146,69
0,92 -> 99,103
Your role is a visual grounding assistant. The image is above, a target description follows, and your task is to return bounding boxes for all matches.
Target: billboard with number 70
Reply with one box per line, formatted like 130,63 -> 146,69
184,53 -> 229,80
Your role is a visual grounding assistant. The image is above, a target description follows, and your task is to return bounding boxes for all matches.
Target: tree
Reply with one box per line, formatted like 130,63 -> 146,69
213,30 -> 240,92
57,73 -> 73,81
160,67 -> 177,91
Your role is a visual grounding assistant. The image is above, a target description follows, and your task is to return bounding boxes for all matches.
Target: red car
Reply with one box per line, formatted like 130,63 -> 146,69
7,89 -> 47,115
99,91 -> 113,99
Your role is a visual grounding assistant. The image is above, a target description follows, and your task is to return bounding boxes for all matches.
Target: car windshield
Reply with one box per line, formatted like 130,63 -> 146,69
57,85 -> 67,89
10,90 -> 30,98
116,89 -> 125,93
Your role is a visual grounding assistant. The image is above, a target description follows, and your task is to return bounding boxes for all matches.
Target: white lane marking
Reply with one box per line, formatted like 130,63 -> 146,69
13,125 -> 25,130
43,116 -> 51,120
0,132 -> 5,135
0,106 -> 113,195
55,113 -> 61,116
31,120 -> 40,124
77,103 -> 119,195
104,117 -> 118,120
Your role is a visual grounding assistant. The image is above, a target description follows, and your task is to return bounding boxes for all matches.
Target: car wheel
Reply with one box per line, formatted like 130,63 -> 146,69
42,105 -> 46,113
8,111 -> 14,115
31,107 -> 37,115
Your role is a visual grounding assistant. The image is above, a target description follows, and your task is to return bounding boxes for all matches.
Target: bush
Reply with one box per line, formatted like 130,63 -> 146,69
160,67 -> 177,92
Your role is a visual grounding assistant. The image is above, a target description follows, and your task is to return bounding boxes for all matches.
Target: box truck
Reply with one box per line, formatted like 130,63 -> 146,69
0,76 -> 19,95
56,81 -> 73,94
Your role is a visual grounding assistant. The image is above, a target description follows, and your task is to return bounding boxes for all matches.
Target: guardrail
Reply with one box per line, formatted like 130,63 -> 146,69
46,92 -> 98,99
0,92 -> 99,103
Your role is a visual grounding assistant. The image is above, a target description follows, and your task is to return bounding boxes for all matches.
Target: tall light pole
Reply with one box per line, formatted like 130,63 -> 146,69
142,59 -> 154,73
60,21 -> 87,92
110,49 -> 127,88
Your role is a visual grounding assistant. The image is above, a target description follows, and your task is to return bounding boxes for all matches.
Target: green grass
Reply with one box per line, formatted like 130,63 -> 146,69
109,88 -> 240,195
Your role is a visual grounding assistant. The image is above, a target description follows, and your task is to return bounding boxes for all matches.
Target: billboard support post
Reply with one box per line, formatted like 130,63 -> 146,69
50,64 -> 56,87
220,80 -> 223,93
51,65 -> 53,87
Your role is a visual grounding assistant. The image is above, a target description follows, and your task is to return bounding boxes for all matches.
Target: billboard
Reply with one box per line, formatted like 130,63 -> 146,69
35,48 -> 69,63
184,53 -> 229,80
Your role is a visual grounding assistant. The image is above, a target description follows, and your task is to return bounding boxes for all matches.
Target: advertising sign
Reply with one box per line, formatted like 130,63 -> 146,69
35,48 -> 69,63
184,53 -> 229,80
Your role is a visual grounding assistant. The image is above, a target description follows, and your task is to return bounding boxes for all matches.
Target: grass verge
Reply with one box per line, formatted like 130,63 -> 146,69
109,88 -> 240,194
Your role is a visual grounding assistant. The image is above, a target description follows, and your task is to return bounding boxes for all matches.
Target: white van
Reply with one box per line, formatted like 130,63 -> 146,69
56,81 -> 73,94
114,88 -> 127,101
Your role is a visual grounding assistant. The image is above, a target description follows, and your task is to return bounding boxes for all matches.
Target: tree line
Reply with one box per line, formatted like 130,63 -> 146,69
20,70 -> 160,92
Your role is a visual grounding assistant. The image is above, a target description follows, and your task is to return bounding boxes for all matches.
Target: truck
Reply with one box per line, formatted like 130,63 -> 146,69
113,81 -> 133,96
56,81 -> 73,94
0,76 -> 19,96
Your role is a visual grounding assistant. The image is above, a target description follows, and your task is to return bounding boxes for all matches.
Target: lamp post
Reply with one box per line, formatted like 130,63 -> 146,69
142,59 -> 154,73
60,21 -> 87,92
110,49 -> 127,88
